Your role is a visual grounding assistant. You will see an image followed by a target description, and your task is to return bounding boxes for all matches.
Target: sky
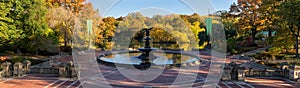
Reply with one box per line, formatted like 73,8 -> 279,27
88,0 -> 236,17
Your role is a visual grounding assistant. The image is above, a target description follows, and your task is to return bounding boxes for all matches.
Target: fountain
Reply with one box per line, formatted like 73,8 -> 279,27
97,27 -> 206,70
136,28 -> 157,69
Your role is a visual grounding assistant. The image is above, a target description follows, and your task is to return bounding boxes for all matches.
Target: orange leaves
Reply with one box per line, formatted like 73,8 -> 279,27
45,0 -> 86,15
0,56 -> 8,61
237,0 -> 264,30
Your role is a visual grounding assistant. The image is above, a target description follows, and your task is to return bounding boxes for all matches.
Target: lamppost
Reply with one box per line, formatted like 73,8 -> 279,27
87,20 -> 93,51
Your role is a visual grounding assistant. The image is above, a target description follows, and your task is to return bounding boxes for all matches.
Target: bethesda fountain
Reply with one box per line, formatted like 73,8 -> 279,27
97,27 -> 206,70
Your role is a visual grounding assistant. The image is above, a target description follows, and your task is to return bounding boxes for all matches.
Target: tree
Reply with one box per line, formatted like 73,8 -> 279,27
190,22 -> 206,48
0,0 -> 17,46
21,0 -> 56,54
268,22 -> 294,55
237,0 -> 264,45
259,0 -> 283,37
116,12 -> 146,43
0,0 -> 54,54
216,10 -> 238,39
3,0 -> 29,53
47,7 -> 78,51
98,17 -> 116,50
76,3 -> 103,49
45,0 -> 86,15
276,0 -> 300,57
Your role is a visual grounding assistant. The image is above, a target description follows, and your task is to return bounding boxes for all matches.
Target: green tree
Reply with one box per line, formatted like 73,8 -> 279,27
21,0 -> 56,54
276,0 -> 300,57
216,10 -> 238,39
0,0 -> 16,46
3,0 -> 28,53
0,0 -> 54,54
115,12 -> 146,48
269,23 -> 294,55
259,0 -> 283,37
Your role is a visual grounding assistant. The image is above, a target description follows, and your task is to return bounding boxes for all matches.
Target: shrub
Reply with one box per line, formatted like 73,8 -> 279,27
256,34 -> 265,41
257,61 -> 265,65
242,47 -> 257,52
227,38 -> 239,54
3,56 -> 45,65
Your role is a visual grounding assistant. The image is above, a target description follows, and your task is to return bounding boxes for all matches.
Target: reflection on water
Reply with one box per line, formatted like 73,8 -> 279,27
113,43 -> 194,51
100,52 -> 198,65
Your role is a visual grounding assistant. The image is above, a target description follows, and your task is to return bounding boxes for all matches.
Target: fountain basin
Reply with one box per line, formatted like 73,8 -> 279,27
97,50 -> 206,68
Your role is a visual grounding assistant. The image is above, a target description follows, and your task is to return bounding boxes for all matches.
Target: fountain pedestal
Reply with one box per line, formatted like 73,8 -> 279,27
136,28 -> 157,69
138,48 -> 157,61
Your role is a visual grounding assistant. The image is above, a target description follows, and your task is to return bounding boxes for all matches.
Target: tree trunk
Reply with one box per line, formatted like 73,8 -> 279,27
35,49 -> 39,55
17,46 -> 21,55
251,28 -> 257,46
296,26 -> 300,58
16,39 -> 21,55
296,35 -> 299,58
64,28 -> 67,51
268,28 -> 272,37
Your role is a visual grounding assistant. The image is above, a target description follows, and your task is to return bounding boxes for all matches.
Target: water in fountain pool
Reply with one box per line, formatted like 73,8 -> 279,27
99,52 -> 199,66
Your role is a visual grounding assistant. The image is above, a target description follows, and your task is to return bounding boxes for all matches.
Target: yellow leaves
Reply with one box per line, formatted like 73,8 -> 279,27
45,0 -> 86,14
192,21 -> 200,26
199,42 -> 208,49
65,0 -> 72,3
257,25 -> 265,31
44,28 -> 54,36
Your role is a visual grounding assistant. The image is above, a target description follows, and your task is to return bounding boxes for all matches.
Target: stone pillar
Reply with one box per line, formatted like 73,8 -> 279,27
249,68 -> 253,76
59,63 -> 66,78
237,67 -> 245,81
75,64 -> 80,79
23,60 -> 31,74
71,66 -> 77,78
221,66 -> 232,81
0,70 -> 3,78
13,62 -> 23,77
59,61 -> 79,78
66,61 -> 74,78
1,62 -> 12,77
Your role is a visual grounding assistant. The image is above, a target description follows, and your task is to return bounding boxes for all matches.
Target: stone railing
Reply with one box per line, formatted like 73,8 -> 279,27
0,60 -> 31,78
30,68 -> 59,74
245,70 -> 289,78
29,55 -> 65,74
30,60 -> 60,74
29,55 -> 79,79
261,59 -> 300,64
30,61 -> 79,78
58,61 -> 79,78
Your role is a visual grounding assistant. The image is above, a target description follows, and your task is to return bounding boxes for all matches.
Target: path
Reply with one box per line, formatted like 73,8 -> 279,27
1,67 -> 299,88
226,47 -> 267,63
1,48 -> 300,88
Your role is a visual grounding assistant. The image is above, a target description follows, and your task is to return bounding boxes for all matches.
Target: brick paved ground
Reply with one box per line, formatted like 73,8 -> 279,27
0,50 -> 299,88
1,64 -> 300,88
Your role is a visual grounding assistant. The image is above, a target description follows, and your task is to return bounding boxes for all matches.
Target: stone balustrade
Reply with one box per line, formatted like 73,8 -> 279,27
0,60 -> 31,78
58,61 -> 79,78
